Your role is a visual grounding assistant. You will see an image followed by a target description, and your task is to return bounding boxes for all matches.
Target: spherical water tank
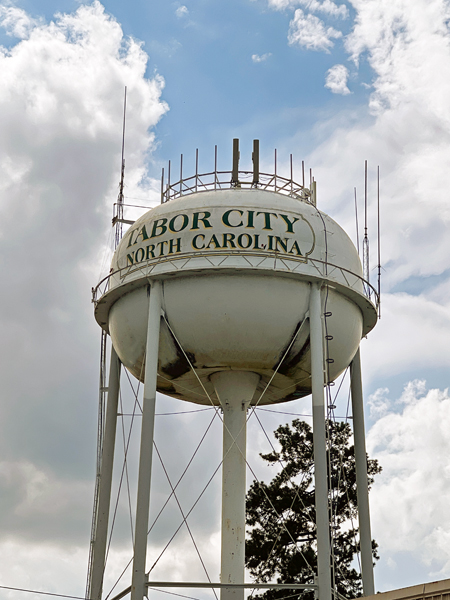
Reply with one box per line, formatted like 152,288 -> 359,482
94,187 -> 377,406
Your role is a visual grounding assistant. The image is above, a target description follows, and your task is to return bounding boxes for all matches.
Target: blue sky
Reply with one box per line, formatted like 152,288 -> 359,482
0,0 -> 450,598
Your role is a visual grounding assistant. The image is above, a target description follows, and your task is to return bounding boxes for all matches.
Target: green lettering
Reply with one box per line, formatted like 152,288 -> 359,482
145,244 -> 155,259
127,229 -> 139,248
206,234 -> 221,249
135,225 -> 149,244
280,214 -> 300,233
157,240 -> 168,256
192,234 -> 205,249
268,235 -> 274,251
247,211 -> 255,229
135,247 -> 145,263
192,212 -> 212,230
222,209 -> 243,228
237,233 -> 252,249
126,252 -> 135,265
169,214 -> 189,233
151,218 -> 168,238
253,234 -> 261,250
256,211 -> 278,230
169,238 -> 182,254
289,241 -> 303,256
275,237 -> 288,253
222,233 -> 236,249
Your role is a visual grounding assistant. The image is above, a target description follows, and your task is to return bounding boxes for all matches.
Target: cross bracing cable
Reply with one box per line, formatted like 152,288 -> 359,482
153,443 -> 219,600
119,387 -> 135,548
104,386 -> 140,567
104,405 -> 220,599
161,314 -> 317,578
161,315 -> 317,569
148,411 -> 219,536
257,407 -> 351,419
103,368 -> 221,597
249,408 -> 316,578
145,459 -> 223,579
0,585 -> 88,600
147,588 -> 203,600
105,271 -> 362,599
103,356 -> 145,579
123,366 -> 143,414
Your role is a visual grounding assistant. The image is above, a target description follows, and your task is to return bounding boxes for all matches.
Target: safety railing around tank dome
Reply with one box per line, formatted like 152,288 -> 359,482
160,168 -> 314,204
92,254 -> 380,312
159,140 -> 316,205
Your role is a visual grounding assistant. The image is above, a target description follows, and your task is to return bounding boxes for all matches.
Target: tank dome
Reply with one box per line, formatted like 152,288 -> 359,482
94,188 -> 377,406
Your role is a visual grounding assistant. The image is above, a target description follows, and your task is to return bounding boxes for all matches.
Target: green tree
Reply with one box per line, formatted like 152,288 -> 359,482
245,419 -> 381,600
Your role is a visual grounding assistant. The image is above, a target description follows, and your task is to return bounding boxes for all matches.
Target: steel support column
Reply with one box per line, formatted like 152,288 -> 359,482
350,347 -> 375,596
131,281 -> 162,600
212,371 -> 260,600
90,345 -> 121,600
309,283 -> 332,600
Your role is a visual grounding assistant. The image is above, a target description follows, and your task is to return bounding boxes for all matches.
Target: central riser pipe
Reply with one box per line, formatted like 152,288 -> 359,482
212,371 -> 260,600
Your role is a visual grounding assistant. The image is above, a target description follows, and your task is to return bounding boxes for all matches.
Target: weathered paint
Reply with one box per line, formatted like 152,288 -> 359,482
99,188 -> 376,406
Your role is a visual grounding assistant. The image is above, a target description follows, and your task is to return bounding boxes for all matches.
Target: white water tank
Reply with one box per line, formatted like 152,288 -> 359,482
94,187 -> 377,406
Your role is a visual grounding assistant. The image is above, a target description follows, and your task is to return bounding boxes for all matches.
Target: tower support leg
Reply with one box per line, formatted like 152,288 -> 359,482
350,348 -> 375,596
90,345 -> 121,600
212,371 -> 260,600
131,281 -> 162,600
309,283 -> 332,600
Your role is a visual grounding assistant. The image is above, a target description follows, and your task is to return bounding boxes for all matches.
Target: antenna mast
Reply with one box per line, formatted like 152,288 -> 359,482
363,160 -> 370,297
115,86 -> 127,249
377,166 -> 381,316
354,187 -> 360,256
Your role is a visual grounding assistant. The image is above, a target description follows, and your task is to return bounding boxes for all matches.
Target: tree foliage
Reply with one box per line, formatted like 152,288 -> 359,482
245,419 -> 381,600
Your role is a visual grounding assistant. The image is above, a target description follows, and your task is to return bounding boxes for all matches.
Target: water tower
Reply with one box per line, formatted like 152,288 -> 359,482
88,140 -> 379,600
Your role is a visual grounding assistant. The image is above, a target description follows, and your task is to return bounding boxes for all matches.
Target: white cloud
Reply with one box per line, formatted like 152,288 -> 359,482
175,5 -> 189,18
345,0 -> 450,115
360,293 -> 450,388
268,0 -> 348,16
368,387 -> 391,419
325,63 -> 351,94
0,2 -> 167,592
300,1 -> 450,292
252,52 -> 272,62
367,383 -> 450,573
0,5 -> 39,38
288,9 -> 342,52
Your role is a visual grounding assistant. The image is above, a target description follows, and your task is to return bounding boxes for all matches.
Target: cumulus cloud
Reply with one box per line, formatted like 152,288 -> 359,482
367,382 -> 450,573
362,292 -> 450,390
302,2 -> 450,297
0,4 -> 40,38
368,387 -> 391,419
0,0 -> 167,592
252,52 -> 272,62
288,9 -> 342,51
325,63 -> 351,94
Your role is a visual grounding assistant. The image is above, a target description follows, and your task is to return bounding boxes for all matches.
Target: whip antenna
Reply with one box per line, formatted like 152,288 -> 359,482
363,160 -> 370,297
115,86 -> 127,249
354,187 -> 360,256
377,165 -> 381,316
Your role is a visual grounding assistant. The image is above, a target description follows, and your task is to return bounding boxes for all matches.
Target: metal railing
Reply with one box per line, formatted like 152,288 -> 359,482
161,169 -> 314,204
92,254 -> 379,312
